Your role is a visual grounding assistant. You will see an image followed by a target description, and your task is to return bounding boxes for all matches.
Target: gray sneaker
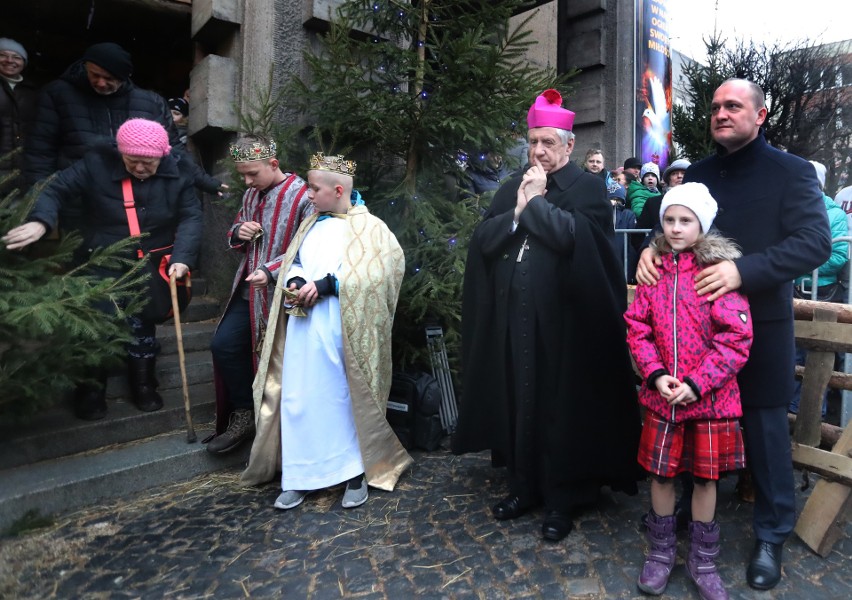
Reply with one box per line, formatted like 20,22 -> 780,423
274,490 -> 308,510
206,409 -> 255,454
341,478 -> 369,508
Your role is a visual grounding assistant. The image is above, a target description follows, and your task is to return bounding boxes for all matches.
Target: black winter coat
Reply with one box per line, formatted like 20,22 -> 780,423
684,131 -> 831,409
454,161 -> 641,500
0,77 -> 38,180
23,61 -> 180,185
28,145 -> 203,270
684,132 -> 830,323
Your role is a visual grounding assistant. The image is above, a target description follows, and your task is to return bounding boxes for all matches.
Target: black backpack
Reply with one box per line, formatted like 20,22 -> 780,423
386,371 -> 444,451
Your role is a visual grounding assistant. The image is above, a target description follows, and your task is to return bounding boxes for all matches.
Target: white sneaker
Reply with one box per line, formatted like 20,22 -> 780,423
274,490 -> 307,510
341,478 -> 369,508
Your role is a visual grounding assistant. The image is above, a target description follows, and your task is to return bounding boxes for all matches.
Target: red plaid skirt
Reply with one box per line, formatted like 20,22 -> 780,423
638,411 -> 746,479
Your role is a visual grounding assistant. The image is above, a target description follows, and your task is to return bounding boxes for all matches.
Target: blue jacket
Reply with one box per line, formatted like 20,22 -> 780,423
684,132 -> 831,322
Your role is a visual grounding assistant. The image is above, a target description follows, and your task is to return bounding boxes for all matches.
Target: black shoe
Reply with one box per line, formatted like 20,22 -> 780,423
747,540 -> 783,590
206,409 -> 255,454
74,384 -> 107,421
541,510 -> 573,542
491,495 -> 528,521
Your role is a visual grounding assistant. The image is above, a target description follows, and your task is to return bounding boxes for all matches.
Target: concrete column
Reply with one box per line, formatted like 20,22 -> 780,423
239,0 -> 277,114
557,0 -> 636,169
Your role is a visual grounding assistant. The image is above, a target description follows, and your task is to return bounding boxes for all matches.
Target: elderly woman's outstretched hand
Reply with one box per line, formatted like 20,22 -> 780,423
2,222 -> 47,250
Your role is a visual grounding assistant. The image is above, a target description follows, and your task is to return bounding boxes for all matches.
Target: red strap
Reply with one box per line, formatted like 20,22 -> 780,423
121,178 -> 144,259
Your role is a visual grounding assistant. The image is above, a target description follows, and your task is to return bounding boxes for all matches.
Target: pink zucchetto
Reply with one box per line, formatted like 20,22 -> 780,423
116,118 -> 172,157
527,89 -> 575,131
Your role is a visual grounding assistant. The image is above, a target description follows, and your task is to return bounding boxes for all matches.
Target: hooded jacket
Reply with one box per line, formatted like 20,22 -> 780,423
627,179 -> 660,217
625,233 -> 753,421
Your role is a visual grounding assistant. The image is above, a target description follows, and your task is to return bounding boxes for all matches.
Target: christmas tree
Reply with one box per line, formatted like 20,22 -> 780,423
0,171 -> 148,418
289,0 -> 569,368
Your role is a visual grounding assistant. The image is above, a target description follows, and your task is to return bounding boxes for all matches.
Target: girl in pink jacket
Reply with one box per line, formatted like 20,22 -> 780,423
625,182 -> 753,600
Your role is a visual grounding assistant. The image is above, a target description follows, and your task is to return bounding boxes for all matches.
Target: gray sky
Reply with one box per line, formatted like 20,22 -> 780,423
668,0 -> 849,60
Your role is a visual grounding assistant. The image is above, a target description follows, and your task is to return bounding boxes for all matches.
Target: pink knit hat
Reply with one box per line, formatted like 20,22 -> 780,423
116,119 -> 171,157
527,89 -> 575,131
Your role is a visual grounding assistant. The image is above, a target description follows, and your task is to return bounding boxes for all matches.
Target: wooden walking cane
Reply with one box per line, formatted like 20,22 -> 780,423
170,271 -> 197,443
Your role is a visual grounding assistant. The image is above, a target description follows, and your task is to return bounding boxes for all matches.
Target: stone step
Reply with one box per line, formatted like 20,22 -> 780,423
164,295 -> 221,324
189,276 -> 208,296
157,320 -> 217,356
0,382 -> 217,471
106,350 -> 214,398
0,428 -> 250,532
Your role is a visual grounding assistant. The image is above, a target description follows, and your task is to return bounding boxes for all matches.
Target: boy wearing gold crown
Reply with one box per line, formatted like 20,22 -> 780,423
206,135 -> 312,455
241,152 -> 412,509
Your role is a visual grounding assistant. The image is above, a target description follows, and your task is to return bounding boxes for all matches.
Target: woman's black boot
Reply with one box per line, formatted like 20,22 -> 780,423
74,374 -> 107,421
127,357 -> 163,412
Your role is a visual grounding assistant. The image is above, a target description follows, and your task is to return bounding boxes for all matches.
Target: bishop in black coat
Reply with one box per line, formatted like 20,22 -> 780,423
453,106 -> 641,538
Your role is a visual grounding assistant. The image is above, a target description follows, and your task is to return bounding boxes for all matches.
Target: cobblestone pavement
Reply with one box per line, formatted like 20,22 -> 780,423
1,448 -> 849,599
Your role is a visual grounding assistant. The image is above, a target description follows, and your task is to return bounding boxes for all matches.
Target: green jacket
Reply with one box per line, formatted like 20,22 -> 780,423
795,194 -> 849,290
627,180 -> 660,218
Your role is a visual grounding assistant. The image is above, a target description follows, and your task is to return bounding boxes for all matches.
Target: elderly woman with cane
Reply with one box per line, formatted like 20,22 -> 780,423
2,118 -> 202,420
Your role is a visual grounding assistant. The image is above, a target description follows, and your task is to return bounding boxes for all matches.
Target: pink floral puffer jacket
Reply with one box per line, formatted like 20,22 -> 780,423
625,233 -> 753,422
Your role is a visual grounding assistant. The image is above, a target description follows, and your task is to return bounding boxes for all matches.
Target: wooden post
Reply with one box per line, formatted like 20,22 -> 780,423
793,298 -> 852,324
795,420 -> 852,556
793,308 -> 839,448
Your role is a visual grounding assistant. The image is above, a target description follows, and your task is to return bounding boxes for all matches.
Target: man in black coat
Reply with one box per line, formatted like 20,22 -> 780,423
453,89 -> 641,542
637,79 -> 832,590
23,42 -> 219,230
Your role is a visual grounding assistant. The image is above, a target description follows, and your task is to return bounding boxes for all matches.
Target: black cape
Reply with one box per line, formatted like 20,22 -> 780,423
452,161 -> 641,497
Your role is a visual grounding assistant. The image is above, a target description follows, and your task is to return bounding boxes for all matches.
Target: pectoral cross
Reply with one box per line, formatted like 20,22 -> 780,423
516,236 -> 530,262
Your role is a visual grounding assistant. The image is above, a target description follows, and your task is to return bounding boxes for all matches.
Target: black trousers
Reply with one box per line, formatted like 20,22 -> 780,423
210,295 -> 254,411
738,318 -> 797,544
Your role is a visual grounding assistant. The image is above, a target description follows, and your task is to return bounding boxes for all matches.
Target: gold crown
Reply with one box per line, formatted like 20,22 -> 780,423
229,139 -> 277,162
309,152 -> 356,177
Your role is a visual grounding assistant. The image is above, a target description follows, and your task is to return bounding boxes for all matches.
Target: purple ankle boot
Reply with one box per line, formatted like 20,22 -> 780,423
637,510 -> 677,595
686,520 -> 729,600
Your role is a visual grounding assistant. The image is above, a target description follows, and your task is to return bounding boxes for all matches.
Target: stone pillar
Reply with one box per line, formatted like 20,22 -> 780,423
189,0 -> 241,138
557,0 -> 635,170
240,0 -> 277,111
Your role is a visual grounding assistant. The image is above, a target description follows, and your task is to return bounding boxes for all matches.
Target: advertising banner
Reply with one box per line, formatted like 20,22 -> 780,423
635,0 -> 673,169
